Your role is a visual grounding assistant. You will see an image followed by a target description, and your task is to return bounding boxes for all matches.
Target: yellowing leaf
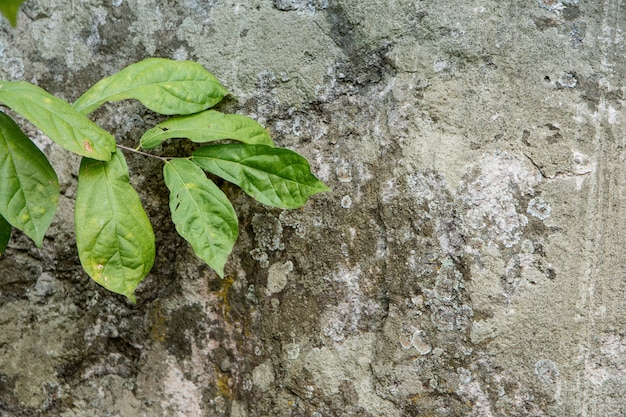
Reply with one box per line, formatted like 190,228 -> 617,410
75,151 -> 155,301
0,81 -> 116,160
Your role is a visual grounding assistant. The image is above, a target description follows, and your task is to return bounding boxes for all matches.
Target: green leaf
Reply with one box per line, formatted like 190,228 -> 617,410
0,111 -> 59,247
163,158 -> 238,277
0,0 -> 27,27
140,110 -> 274,149
0,81 -> 116,161
0,214 -> 12,255
75,151 -> 155,302
73,58 -> 229,116
192,144 -> 329,209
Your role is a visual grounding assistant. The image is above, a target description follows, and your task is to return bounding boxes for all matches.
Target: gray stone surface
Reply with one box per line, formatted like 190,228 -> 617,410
0,0 -> 625,415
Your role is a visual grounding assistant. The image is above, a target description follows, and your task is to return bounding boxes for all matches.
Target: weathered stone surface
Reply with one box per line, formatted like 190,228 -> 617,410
1,0 -> 625,415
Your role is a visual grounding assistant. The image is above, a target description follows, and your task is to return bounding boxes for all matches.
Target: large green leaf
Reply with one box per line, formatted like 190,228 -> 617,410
163,158 -> 238,277
73,58 -> 229,116
0,111 -> 59,247
0,0 -> 27,27
0,214 -> 12,255
192,144 -> 329,209
0,81 -> 116,160
140,110 -> 274,149
75,151 -> 155,302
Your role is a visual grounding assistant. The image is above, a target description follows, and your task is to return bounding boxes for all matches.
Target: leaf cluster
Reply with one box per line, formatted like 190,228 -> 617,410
0,58 -> 328,301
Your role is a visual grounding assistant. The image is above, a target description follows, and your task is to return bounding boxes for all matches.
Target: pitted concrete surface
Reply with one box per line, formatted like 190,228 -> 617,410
1,1 -> 625,415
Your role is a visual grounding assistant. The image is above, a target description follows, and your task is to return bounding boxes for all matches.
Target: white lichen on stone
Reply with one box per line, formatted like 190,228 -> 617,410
410,330 -> 432,355
534,359 -> 560,384
456,374 -> 496,417
160,362 -> 203,416
266,260 -> 293,294
423,259 -> 474,332
332,265 -> 363,332
30,5 -> 108,70
557,72 -> 577,88
571,150 -> 594,175
284,342 -> 300,360
527,197 -> 552,220
303,334 -> 400,416
252,360 -> 275,391
461,152 -> 540,248
0,40 -> 24,80
127,0 -> 165,55
536,0 -> 565,13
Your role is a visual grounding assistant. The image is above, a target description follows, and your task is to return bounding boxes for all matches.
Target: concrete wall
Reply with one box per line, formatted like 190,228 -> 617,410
0,0 -> 625,415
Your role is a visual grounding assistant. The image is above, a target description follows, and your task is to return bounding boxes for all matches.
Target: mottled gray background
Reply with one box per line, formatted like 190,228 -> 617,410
0,0 -> 625,416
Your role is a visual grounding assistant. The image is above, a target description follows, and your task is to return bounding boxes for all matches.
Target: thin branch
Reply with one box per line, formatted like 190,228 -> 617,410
116,144 -> 170,162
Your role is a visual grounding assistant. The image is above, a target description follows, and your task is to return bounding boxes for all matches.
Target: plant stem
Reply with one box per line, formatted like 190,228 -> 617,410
116,144 -> 170,162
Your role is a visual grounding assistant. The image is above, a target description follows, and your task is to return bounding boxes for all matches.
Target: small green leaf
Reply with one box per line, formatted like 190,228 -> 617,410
140,110 -> 274,149
0,0 -> 27,27
73,58 -> 229,116
163,158 -> 238,277
0,214 -> 12,255
75,151 -> 155,302
0,81 -> 116,160
192,144 -> 329,209
0,111 -> 59,247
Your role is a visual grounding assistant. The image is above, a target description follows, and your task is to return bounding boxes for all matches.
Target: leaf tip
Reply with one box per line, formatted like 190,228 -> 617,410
29,230 -> 45,248
2,14 -> 17,27
318,182 -> 331,193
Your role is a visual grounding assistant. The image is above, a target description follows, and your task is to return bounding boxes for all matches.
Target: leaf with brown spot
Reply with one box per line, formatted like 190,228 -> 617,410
0,81 -> 116,160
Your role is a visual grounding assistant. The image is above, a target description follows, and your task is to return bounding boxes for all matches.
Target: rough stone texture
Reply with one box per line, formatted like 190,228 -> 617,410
0,0 -> 625,416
